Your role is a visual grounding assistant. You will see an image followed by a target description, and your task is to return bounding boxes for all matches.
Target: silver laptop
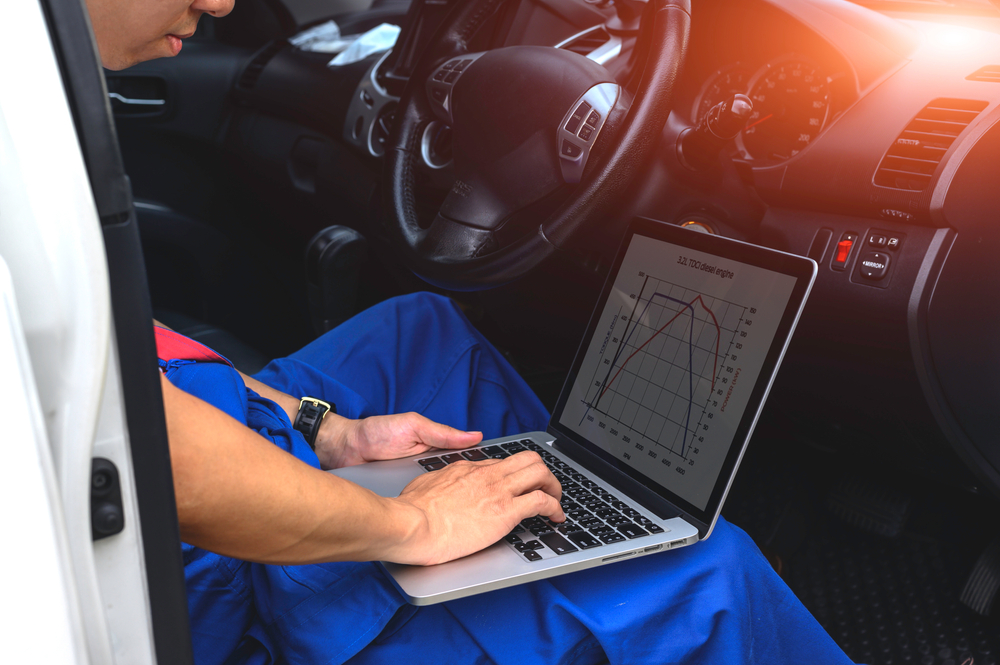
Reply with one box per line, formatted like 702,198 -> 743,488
332,217 -> 817,605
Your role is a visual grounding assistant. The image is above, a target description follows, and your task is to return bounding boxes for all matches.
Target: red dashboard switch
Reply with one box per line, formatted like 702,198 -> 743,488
835,240 -> 852,262
831,233 -> 858,271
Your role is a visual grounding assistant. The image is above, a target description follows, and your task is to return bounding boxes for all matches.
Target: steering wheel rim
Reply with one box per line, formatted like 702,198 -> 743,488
385,0 -> 691,291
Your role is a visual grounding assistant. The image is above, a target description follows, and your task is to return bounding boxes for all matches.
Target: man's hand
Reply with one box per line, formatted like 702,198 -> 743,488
387,451 -> 565,566
314,412 -> 483,470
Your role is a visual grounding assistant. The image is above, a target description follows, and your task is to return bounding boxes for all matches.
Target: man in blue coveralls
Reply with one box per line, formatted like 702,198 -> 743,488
85,0 -> 859,662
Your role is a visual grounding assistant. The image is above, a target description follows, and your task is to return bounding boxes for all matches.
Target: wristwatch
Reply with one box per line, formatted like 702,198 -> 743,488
293,397 -> 335,450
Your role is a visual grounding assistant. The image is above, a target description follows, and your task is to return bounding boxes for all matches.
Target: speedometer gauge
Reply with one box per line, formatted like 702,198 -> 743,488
693,65 -> 753,123
738,59 -> 830,162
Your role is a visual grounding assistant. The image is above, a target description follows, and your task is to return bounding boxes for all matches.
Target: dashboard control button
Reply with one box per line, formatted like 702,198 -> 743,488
578,124 -> 595,141
561,140 -> 582,158
859,252 -> 890,280
886,236 -> 901,250
868,234 -> 886,248
831,232 -> 858,271
586,110 -> 600,126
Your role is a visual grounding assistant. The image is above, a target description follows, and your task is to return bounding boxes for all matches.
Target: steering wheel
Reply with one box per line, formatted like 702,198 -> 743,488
385,0 -> 691,290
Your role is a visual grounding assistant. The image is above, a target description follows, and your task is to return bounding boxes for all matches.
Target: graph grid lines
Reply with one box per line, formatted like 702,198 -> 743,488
581,274 -> 746,459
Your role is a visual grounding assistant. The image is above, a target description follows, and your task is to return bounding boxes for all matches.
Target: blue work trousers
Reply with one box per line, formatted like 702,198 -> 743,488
168,293 -> 855,665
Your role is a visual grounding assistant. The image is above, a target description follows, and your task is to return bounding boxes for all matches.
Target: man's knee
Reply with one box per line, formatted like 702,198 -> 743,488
378,292 -> 478,338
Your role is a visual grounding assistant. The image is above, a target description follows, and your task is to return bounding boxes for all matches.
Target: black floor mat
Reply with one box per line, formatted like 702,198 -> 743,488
723,441 -> 1000,665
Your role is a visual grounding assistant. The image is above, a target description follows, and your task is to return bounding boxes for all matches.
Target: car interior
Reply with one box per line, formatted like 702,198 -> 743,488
88,0 -> 1000,662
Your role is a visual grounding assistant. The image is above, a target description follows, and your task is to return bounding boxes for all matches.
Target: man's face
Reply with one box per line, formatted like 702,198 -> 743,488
86,0 -> 234,70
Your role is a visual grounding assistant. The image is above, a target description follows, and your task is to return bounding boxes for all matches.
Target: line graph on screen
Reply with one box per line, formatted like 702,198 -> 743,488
579,274 -> 747,460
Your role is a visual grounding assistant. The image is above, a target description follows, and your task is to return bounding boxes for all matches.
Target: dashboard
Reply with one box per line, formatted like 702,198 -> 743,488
219,0 -> 1000,498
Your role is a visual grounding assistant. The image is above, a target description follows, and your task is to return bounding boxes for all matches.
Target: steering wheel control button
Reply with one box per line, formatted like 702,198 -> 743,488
561,140 -> 583,158
426,52 -> 486,123
831,232 -> 858,271
859,252 -> 890,280
557,83 -> 620,183
565,102 -> 591,134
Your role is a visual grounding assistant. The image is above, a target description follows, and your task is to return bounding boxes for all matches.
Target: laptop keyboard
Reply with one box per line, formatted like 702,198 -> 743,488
417,439 -> 667,562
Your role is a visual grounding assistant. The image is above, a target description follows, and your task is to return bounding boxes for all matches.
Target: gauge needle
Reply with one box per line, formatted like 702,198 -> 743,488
744,113 -> 774,131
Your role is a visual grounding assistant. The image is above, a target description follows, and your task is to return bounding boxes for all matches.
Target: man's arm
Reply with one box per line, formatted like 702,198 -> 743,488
163,374 -> 564,566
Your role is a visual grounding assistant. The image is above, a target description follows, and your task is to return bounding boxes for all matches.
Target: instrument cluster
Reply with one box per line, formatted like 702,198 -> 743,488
693,56 -> 838,164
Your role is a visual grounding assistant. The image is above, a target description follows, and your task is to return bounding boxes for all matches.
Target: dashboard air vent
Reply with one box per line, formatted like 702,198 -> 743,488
967,65 -> 1000,83
873,98 -> 988,191
237,41 -> 284,91
560,27 -> 612,57
556,27 -> 621,65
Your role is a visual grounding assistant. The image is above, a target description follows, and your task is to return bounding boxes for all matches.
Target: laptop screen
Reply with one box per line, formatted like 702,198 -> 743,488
552,218 -> 815,523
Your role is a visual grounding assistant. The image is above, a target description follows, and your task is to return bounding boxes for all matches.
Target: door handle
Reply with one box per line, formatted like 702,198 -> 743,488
108,92 -> 165,106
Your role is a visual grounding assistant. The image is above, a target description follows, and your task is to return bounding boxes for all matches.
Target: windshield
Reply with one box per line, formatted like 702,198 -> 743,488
849,0 -> 1000,12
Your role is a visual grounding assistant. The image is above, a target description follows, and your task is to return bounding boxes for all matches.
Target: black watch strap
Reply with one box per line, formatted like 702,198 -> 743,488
293,397 -> 334,450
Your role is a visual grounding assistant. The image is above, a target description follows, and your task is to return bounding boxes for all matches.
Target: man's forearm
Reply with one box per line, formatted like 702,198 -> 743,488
162,374 -> 420,564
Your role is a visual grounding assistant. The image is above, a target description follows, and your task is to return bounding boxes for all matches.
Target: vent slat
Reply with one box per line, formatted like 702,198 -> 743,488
968,65 -> 1000,82
874,98 -> 986,191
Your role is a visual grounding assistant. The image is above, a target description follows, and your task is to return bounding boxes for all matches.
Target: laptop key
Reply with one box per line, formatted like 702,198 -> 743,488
599,532 -> 626,544
504,534 -> 522,545
441,453 -> 465,464
509,525 -> 525,534
521,517 -> 544,528
557,522 -> 584,534
589,524 -> 614,536
567,532 -> 602,550
647,524 -> 665,534
617,523 -> 649,539
462,449 -> 488,461
525,540 -> 543,550
530,525 -> 554,536
422,462 -> 447,471
606,515 -> 632,527
417,457 -> 442,466
539,532 -> 579,555
523,550 -> 543,561
481,446 -> 504,456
